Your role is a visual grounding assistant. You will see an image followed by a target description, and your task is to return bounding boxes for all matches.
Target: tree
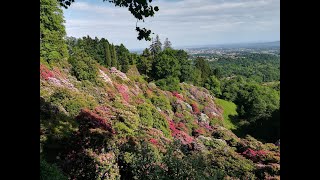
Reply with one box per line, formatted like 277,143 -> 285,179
110,44 -> 118,68
194,57 -> 213,85
65,36 -> 77,55
189,69 -> 202,86
137,48 -> 153,77
40,0 -> 68,62
58,0 -> 159,41
213,67 -> 222,79
163,38 -> 172,50
116,44 -> 130,72
68,48 -> 98,82
163,38 -> 172,49
153,49 -> 181,80
104,41 -> 112,67
150,35 -> 162,57
204,76 -> 222,96
173,50 -> 192,82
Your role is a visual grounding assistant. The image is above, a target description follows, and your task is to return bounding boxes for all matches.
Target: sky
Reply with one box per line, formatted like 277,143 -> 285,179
63,0 -> 280,50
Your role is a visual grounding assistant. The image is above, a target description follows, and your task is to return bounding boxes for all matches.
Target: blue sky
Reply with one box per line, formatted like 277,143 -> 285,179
63,0 -> 280,50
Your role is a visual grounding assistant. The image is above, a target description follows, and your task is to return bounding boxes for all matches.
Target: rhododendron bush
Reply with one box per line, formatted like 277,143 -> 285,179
242,148 -> 265,159
76,108 -> 115,134
40,64 -> 54,80
115,83 -> 130,102
172,91 -> 184,100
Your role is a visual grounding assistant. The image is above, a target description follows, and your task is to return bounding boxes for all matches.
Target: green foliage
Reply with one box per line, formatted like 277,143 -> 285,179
49,88 -> 97,117
111,44 -> 118,68
189,68 -> 203,86
194,57 -> 213,85
104,40 -> 112,66
76,36 -> 106,65
116,44 -> 130,72
208,147 -> 256,179
221,77 -> 279,123
150,34 -> 162,56
68,48 -> 99,82
151,94 -> 172,111
210,53 -> 280,82
153,49 -> 181,79
137,48 -> 153,77
151,108 -> 171,138
137,103 -> 154,127
137,103 -> 171,138
119,141 -> 162,180
40,158 -> 67,180
204,75 -> 222,96
155,76 -> 181,92
114,122 -> 135,137
215,98 -> 238,130
40,0 -> 68,62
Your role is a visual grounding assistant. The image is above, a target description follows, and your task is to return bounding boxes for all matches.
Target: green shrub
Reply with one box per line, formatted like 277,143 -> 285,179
40,158 -> 67,180
151,95 -> 172,111
69,48 -> 98,82
208,147 -> 256,179
50,88 -> 97,117
114,122 -> 135,137
137,103 -> 154,127
155,76 -> 181,92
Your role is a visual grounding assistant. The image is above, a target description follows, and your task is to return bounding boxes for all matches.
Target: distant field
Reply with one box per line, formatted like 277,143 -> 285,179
215,98 -> 238,130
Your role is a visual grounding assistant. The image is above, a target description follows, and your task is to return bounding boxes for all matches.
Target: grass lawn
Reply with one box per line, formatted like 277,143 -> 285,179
215,98 -> 238,130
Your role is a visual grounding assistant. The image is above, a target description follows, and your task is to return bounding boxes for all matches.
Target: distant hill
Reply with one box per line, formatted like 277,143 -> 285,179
178,41 -> 280,50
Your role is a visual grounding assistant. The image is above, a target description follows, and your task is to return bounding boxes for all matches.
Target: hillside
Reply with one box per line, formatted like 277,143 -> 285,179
40,62 -> 280,179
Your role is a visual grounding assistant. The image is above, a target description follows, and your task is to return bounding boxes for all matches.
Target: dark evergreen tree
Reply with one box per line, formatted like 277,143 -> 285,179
149,35 -> 162,57
137,48 -> 153,77
104,41 -> 112,67
116,44 -> 130,72
111,44 -> 118,68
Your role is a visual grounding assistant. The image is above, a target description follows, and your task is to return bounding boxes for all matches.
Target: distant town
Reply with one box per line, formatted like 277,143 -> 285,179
131,41 -> 280,61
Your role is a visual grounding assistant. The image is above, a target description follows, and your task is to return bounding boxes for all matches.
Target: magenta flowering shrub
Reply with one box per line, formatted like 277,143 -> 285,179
76,108 -> 115,134
115,84 -> 130,102
241,148 -> 267,162
172,91 -> 184,101
169,120 -> 194,145
149,138 -> 158,145
40,64 -> 54,80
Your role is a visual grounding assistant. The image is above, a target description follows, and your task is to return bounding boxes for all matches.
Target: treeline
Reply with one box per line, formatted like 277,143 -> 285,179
66,36 -> 137,73
136,35 -> 222,93
209,53 -> 280,82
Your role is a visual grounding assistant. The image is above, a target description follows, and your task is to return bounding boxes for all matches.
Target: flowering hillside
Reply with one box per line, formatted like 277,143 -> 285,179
40,63 -> 280,179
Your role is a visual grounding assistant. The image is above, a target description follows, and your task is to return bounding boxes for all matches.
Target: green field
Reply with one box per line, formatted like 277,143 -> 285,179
215,98 -> 238,130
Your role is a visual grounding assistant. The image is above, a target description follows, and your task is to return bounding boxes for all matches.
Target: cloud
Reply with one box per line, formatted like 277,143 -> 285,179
64,0 -> 280,50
